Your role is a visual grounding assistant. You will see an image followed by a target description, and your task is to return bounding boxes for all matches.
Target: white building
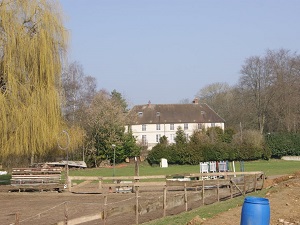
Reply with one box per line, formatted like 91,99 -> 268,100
126,99 -> 225,150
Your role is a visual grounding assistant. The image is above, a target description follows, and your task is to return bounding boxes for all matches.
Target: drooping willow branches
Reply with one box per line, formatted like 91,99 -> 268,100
0,0 -> 68,156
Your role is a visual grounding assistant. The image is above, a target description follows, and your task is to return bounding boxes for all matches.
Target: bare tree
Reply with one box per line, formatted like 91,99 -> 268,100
61,61 -> 97,126
196,82 -> 235,127
239,55 -> 275,133
265,49 -> 300,132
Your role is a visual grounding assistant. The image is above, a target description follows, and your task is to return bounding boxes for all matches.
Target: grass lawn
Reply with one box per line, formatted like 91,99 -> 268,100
69,159 -> 300,178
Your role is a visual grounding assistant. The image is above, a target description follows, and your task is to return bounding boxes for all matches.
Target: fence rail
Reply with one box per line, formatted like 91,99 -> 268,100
64,171 -> 265,224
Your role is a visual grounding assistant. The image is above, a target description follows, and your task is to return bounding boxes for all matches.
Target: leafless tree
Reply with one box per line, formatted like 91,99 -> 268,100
265,49 -> 300,132
61,61 -> 97,126
238,55 -> 275,133
196,82 -> 235,128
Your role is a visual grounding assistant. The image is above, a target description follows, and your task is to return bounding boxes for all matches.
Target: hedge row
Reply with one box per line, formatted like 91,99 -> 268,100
265,133 -> 300,158
147,130 -> 299,165
147,141 -> 270,165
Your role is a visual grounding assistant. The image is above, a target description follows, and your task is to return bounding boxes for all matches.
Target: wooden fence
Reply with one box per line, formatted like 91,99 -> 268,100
61,171 -> 264,225
10,167 -> 63,192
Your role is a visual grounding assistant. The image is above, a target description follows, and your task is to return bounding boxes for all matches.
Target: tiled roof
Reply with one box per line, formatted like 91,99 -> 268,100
128,103 -> 225,124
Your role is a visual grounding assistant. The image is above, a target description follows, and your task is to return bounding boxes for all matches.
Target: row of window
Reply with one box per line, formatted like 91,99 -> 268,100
141,123 -> 214,131
142,133 -> 190,144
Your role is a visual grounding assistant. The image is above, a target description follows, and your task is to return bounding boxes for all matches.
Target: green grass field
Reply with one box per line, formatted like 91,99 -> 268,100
69,159 -> 300,178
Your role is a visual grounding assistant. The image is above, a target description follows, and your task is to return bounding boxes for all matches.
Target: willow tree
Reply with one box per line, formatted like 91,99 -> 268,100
0,0 -> 68,160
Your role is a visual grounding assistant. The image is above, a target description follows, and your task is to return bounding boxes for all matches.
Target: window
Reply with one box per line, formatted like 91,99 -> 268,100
156,124 -> 161,130
198,123 -> 203,130
128,125 -> 132,132
142,124 -> 146,131
170,134 -> 175,143
138,112 -> 143,117
170,124 -> 174,130
186,134 -> 189,140
156,112 -> 160,117
211,123 -> 216,127
184,123 -> 188,130
142,135 -> 147,145
156,134 -> 161,142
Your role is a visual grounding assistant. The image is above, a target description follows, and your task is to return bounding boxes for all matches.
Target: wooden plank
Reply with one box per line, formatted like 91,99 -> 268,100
10,184 -> 64,189
184,183 -> 187,211
12,175 -> 61,179
11,167 -> 62,188
106,205 -> 135,218
135,187 -> 139,225
133,182 -> 166,187
166,180 -> 229,187
68,176 -> 101,181
254,174 -> 257,191
163,186 -> 167,217
103,195 -> 107,225
12,171 -> 61,175
57,213 -> 102,225
102,181 -> 166,188
230,179 -> 244,196
189,171 -> 263,178
217,179 -> 220,202
101,175 -> 166,180
230,178 -> 233,199
102,183 -> 133,188
202,180 -> 205,205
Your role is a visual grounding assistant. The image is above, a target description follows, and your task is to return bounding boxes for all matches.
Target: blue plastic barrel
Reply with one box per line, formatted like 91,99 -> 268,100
240,196 -> 270,225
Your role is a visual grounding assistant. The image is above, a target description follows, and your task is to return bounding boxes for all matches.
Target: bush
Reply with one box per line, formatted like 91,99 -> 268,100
147,129 -> 271,165
265,133 -> 300,158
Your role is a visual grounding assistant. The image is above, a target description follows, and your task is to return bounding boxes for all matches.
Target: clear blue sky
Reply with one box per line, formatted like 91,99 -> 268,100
59,0 -> 300,106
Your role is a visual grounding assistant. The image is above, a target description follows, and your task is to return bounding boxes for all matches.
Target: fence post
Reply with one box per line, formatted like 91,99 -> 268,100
243,176 -> 246,195
184,183 -> 188,211
68,177 -> 71,192
64,202 -> 68,225
254,174 -> 257,192
230,178 -> 233,199
163,186 -> 167,217
135,186 -> 139,225
98,177 -> 102,191
262,173 -> 265,189
217,179 -> 220,202
202,179 -> 205,205
15,212 -> 19,225
103,195 -> 107,225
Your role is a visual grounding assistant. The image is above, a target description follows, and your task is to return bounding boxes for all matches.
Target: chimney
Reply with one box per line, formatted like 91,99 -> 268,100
192,98 -> 199,104
148,100 -> 151,107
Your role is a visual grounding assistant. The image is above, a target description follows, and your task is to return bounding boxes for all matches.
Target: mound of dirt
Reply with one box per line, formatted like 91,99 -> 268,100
190,172 -> 300,225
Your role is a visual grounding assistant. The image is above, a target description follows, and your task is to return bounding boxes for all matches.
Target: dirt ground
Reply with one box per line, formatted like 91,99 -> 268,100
198,172 -> 300,225
1,172 -> 300,225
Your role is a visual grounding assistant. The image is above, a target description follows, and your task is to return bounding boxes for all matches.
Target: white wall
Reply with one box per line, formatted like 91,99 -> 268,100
129,122 -> 224,150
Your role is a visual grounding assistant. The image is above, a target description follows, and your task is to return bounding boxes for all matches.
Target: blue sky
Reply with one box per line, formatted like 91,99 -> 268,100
60,0 -> 300,106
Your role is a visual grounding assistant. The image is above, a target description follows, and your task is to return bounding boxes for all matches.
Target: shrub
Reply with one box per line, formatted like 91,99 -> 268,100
265,133 -> 300,158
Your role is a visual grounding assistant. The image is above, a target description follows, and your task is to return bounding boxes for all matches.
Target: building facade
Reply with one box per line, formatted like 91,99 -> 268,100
126,99 -> 225,150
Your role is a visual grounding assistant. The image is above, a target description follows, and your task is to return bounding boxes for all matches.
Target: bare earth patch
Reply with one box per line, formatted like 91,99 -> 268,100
1,172 -> 300,225
200,172 -> 300,225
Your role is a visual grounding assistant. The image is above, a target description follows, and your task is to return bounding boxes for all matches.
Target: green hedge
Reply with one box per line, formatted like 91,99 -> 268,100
147,142 -> 268,165
265,133 -> 300,158
147,128 -> 277,166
